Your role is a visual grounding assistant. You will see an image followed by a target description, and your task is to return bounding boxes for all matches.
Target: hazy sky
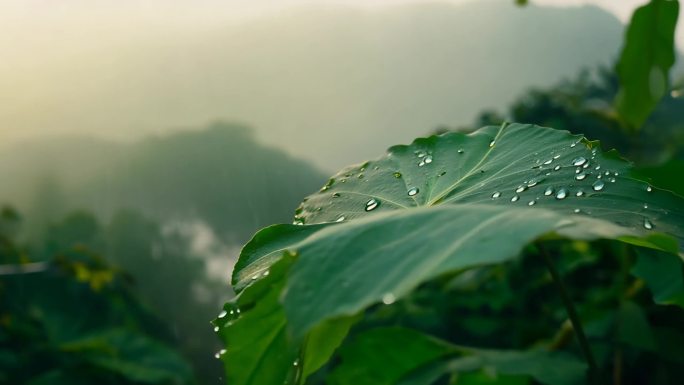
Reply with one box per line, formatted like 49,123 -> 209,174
1,0 -> 682,162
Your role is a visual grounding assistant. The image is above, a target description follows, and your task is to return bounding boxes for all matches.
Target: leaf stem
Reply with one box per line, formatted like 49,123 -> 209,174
538,244 -> 599,381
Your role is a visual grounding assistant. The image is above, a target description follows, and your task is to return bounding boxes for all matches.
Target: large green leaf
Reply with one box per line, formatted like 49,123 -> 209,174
615,0 -> 680,128
329,327 -> 586,385
227,124 -> 684,383
294,124 -> 683,239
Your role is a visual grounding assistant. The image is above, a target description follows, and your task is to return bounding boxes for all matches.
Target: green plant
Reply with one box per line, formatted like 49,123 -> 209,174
215,123 -> 684,384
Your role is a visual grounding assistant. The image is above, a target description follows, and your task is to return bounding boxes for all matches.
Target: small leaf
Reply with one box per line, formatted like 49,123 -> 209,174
632,247 -> 684,308
615,0 -> 680,128
329,327 -> 456,385
331,327 -> 586,385
215,254 -> 299,385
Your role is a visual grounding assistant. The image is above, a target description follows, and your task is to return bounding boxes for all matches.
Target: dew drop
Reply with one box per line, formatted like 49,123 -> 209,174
424,155 -> 433,164
511,195 -> 520,202
229,309 -> 234,315
572,157 -> 587,166
293,359 -> 299,367
556,188 -> 568,200
595,165 -> 601,170
527,179 -> 539,187
263,270 -> 270,277
605,171 -> 610,176
643,203 -> 648,209
575,190 -> 584,197
528,200 -> 536,206
592,180 -> 605,191
332,192 -> 341,198
393,172 -> 402,178
583,162 -> 590,169
335,215 -> 346,223
543,159 -> 553,165
646,185 -> 653,192
457,149 -> 464,154
570,142 -> 577,148
218,310 -> 227,319
544,186 -> 554,196
489,140 -> 496,147
643,218 -> 654,230
574,208 -> 581,213
408,187 -> 419,196
575,172 -> 587,181
516,185 -> 526,193
610,178 -> 616,183
214,326 -> 219,332
365,199 -> 380,211
554,165 -> 561,171
492,191 -> 501,198
382,293 -> 396,305
576,168 -> 581,174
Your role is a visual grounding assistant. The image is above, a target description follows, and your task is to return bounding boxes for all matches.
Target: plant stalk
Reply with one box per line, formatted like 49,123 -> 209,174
538,244 -> 599,380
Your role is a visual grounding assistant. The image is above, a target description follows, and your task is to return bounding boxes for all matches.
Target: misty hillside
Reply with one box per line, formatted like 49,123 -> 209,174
1,1 -> 624,170
0,123 -> 326,243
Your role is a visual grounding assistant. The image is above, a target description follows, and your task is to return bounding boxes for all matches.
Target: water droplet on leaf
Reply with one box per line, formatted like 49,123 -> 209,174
644,218 -> 654,230
365,199 -> 380,211
572,157 -> 587,166
408,187 -> 419,196
556,188 -> 568,200
382,293 -> 396,305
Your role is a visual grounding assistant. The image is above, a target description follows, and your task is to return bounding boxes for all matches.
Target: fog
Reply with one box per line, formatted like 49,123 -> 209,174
1,0 -> 682,170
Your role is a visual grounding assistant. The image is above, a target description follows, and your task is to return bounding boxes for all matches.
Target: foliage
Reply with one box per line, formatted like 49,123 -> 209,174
0,207 -> 194,385
218,124 -> 684,384
615,0 -> 680,129
475,68 -> 684,166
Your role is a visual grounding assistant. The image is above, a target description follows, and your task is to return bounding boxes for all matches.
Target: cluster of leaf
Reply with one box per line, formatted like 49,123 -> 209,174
0,207 -> 194,385
216,123 -> 684,384
36,209 -> 227,384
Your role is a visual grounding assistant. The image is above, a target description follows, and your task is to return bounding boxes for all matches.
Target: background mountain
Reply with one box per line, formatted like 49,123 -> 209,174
1,1 -> 626,170
0,123 -> 327,246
